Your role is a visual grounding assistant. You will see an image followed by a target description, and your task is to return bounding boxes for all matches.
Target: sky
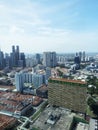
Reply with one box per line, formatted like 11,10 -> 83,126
0,0 -> 98,53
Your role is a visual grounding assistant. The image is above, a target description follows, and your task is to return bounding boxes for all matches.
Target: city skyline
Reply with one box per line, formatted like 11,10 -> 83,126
0,0 -> 98,53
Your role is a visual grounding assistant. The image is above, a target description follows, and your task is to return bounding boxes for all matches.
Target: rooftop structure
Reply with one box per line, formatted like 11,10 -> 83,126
33,106 -> 75,130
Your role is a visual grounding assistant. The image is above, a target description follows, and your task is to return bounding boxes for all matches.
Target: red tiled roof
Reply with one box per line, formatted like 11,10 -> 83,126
50,78 -> 86,84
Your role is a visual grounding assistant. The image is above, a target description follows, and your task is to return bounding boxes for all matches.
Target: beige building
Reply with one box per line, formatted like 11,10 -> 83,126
48,78 -> 87,113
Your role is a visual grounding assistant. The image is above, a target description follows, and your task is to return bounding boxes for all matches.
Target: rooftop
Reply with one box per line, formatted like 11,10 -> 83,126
0,114 -> 16,130
49,78 -> 87,86
89,118 -> 98,130
37,85 -> 48,91
0,92 -> 43,112
33,106 -> 75,130
76,122 -> 89,130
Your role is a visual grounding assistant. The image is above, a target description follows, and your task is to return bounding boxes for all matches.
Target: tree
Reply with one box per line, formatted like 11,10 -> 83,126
87,75 -> 98,95
91,104 -> 98,116
57,69 -> 63,77
87,97 -> 96,107
87,97 -> 98,116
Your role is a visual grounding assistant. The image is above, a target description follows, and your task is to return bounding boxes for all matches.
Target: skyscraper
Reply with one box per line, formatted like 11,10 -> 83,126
82,51 -> 85,62
32,74 -> 43,88
43,52 -> 57,67
15,72 -> 24,92
5,53 -> 11,69
11,45 -> 18,67
46,67 -> 51,80
0,50 -> 4,69
79,51 -> 82,62
10,45 -> 25,68
12,45 -> 15,53
19,53 -> 26,67
36,53 -> 41,64
15,45 -> 19,66
16,45 -> 19,52
74,53 -> 80,65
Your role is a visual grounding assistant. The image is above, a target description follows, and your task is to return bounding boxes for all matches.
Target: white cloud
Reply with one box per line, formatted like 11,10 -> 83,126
9,25 -> 24,34
0,26 -> 98,53
0,0 -> 98,53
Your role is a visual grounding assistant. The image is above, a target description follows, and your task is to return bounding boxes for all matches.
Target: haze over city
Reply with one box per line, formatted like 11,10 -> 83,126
0,0 -> 98,53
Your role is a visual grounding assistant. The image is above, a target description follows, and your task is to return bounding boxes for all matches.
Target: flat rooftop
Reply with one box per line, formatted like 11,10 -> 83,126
49,78 -> 86,85
76,122 -> 89,130
37,85 -> 48,91
89,118 -> 98,130
33,106 -> 75,130
0,88 -> 8,91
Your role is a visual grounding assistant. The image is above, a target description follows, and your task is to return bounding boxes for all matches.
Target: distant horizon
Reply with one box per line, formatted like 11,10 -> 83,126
0,0 -> 98,53
1,45 -> 98,56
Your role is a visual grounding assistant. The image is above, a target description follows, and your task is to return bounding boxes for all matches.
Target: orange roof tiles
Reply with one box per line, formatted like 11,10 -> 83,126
50,78 -> 86,84
0,115 -> 16,130
38,85 -> 48,91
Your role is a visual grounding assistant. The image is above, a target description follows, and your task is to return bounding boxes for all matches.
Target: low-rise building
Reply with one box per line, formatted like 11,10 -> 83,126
76,122 -> 89,130
36,85 -> 48,98
89,118 -> 98,130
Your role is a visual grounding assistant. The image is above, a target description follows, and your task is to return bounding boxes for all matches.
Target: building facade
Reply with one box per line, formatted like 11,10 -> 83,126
32,73 -> 44,88
0,50 -> 4,69
10,45 -> 26,68
15,72 -> 46,92
36,53 -> 41,64
48,78 -> 87,113
43,52 -> 57,67
15,72 -> 24,92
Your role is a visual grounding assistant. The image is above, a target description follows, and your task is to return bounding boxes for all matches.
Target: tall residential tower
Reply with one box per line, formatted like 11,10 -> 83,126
43,52 -> 57,68
48,78 -> 87,113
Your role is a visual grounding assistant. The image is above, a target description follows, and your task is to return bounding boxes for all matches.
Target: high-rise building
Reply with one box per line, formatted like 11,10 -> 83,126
10,45 -> 25,68
82,51 -> 85,62
15,72 -> 45,92
19,53 -> 26,67
43,52 -> 57,67
11,45 -> 16,67
16,45 -> 19,52
4,53 -> 11,68
46,67 -> 51,80
23,73 -> 33,83
32,73 -> 43,88
12,45 -> 15,53
74,54 -> 80,66
15,45 -> 20,66
0,50 -> 4,69
48,78 -> 87,113
36,53 -> 41,64
79,51 -> 82,62
15,72 -> 24,92
26,57 -> 37,67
